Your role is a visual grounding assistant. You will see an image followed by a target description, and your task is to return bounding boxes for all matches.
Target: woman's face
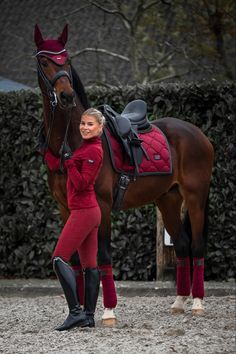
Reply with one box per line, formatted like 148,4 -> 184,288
80,114 -> 102,140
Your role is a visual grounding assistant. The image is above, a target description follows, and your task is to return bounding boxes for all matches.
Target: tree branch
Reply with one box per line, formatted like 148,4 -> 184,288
71,47 -> 130,62
143,0 -> 163,11
88,0 -> 131,30
46,4 -> 90,20
151,70 -> 190,83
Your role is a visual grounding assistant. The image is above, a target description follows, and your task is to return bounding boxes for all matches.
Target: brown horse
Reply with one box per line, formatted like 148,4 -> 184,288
34,25 -> 214,323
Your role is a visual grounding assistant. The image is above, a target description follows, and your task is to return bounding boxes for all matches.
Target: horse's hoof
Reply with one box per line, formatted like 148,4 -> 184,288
101,308 -> 117,326
171,308 -> 185,315
192,308 -> 205,316
170,296 -> 188,314
192,298 -> 205,316
102,317 -> 117,326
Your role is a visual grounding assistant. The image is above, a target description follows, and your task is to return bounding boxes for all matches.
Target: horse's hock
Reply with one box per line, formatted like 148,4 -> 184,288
156,208 -> 175,280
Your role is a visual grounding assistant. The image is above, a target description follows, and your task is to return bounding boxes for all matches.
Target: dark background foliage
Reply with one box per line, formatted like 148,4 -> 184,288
0,82 -> 235,280
1,0 -> 235,86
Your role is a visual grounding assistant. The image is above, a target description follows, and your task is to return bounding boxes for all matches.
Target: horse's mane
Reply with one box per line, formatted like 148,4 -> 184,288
71,65 -> 90,110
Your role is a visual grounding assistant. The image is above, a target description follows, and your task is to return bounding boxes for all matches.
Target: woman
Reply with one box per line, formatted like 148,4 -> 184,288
43,108 -> 105,331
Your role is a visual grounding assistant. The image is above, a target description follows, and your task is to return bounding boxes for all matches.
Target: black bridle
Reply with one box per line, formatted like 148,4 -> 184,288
36,57 -> 74,171
36,57 -> 73,107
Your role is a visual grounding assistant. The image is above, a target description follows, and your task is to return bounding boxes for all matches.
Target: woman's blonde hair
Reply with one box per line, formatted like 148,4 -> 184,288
82,108 -> 106,126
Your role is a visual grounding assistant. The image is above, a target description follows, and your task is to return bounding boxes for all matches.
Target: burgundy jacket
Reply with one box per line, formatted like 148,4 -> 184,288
44,137 -> 103,210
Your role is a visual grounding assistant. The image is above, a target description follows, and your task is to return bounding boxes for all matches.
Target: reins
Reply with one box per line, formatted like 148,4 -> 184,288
59,108 -> 73,171
36,58 -> 74,171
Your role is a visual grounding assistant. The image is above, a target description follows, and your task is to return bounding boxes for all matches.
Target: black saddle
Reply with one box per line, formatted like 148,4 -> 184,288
98,100 -> 152,174
121,100 -> 151,131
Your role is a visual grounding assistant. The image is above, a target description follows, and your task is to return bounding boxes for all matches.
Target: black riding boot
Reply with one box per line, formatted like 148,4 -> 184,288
53,257 -> 87,331
83,268 -> 100,328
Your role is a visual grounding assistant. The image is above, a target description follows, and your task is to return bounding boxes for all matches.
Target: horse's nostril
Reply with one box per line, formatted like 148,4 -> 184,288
60,91 -> 74,104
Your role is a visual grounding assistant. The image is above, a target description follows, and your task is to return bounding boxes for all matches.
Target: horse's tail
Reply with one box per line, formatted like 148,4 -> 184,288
182,210 -> 193,280
203,195 -> 209,256
183,194 -> 209,281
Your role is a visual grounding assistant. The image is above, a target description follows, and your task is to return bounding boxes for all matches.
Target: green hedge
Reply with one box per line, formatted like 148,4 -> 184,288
0,82 -> 235,280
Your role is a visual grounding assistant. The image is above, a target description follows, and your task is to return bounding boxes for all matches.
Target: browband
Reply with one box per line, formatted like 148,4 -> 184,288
35,49 -> 67,57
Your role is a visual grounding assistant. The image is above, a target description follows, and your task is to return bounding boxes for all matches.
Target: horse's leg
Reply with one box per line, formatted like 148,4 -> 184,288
183,190 -> 208,316
97,202 -> 117,325
157,188 -> 191,314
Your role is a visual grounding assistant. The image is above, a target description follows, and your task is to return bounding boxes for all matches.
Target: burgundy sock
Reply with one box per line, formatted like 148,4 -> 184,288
176,257 -> 191,296
99,265 -> 117,309
192,257 -> 204,299
71,265 -> 84,305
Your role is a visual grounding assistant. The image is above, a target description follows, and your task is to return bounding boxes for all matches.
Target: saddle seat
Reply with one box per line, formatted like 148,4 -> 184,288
98,100 -> 152,174
121,100 -> 151,131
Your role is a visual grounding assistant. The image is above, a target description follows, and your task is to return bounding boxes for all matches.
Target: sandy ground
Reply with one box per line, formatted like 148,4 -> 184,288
0,294 -> 235,354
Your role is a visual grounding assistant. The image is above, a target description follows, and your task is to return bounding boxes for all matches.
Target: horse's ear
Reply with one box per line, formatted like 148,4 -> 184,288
58,24 -> 68,46
34,24 -> 44,47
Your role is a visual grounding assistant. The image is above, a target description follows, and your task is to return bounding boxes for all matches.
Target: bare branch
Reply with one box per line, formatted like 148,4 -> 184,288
143,0 -> 163,11
46,4 -> 91,20
71,47 -> 130,62
88,0 -> 131,30
150,70 -> 190,83
157,50 -> 176,65
142,50 -> 176,73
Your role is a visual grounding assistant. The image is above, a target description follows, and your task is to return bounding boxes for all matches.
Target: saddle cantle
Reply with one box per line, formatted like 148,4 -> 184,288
121,99 -> 151,132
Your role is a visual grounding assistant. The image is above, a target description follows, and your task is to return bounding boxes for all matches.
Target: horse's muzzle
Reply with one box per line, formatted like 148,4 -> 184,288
59,91 -> 76,108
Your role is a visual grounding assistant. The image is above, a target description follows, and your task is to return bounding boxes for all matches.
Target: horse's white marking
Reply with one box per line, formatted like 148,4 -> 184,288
102,308 -> 116,320
171,295 -> 188,314
101,308 -> 117,326
192,297 -> 205,316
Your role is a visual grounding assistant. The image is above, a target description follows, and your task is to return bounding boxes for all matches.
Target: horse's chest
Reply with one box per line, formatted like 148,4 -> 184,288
48,172 -> 67,200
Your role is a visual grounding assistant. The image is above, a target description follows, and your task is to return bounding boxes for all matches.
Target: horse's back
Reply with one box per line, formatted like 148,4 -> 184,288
153,117 -> 214,179
154,117 -> 213,157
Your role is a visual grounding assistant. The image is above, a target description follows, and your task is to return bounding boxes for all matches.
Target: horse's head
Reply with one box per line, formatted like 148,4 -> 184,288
34,24 -> 75,108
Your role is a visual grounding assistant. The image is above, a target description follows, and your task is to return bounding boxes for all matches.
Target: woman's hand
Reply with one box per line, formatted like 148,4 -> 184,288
59,141 -> 73,161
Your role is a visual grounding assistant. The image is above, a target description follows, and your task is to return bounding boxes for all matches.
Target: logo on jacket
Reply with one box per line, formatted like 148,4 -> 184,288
88,159 -> 94,164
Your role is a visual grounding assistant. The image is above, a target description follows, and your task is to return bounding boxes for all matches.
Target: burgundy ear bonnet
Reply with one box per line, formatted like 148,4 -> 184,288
34,24 -> 69,65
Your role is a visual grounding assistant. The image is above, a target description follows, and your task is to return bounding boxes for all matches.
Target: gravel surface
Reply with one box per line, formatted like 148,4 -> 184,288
0,294 -> 235,354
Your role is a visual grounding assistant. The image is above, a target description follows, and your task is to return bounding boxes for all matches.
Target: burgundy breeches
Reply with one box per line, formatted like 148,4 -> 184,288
52,206 -> 101,268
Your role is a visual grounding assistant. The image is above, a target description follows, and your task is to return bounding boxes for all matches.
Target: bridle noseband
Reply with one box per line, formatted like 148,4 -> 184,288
36,57 -> 72,107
